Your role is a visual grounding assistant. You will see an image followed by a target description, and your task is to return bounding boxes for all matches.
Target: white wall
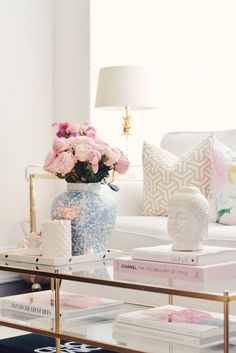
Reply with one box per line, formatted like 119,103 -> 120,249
53,0 -> 90,124
0,0 -> 53,249
0,0 -> 91,251
91,0 -> 236,165
53,0 -> 91,198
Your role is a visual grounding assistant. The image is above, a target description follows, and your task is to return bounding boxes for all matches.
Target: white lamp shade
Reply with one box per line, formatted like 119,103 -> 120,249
95,66 -> 156,111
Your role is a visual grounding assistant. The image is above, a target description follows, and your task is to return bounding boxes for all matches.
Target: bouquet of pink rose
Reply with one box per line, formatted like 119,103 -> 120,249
44,121 -> 129,189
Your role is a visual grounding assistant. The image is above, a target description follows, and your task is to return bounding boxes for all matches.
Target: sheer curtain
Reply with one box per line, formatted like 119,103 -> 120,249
90,0 -> 236,166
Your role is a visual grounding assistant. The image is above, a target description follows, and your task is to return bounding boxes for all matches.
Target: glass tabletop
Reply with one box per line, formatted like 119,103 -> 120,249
2,257 -> 236,353
1,257 -> 236,299
1,301 -> 235,353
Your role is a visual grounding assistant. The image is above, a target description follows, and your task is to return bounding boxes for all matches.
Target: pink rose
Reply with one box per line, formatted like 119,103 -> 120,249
53,137 -> 68,154
74,143 -> 94,162
59,121 -> 69,130
85,126 -> 97,139
115,153 -> 129,174
53,152 -> 75,175
103,147 -> 121,167
46,121 -> 130,183
66,123 -> 80,136
89,150 -> 101,164
72,136 -> 93,146
89,150 -> 101,173
91,139 -> 106,153
56,121 -> 69,138
44,151 -> 57,173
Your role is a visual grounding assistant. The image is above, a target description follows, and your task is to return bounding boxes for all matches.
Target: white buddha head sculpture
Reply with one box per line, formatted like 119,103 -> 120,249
167,187 -> 210,251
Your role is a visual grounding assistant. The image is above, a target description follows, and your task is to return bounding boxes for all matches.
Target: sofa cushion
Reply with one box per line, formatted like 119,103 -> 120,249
115,216 -> 169,240
108,216 -> 170,250
209,138 -> 236,225
141,136 -> 213,216
109,216 -> 236,251
161,129 -> 236,157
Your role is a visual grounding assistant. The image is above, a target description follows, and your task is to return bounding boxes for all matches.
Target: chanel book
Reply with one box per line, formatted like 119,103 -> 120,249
113,256 -> 236,282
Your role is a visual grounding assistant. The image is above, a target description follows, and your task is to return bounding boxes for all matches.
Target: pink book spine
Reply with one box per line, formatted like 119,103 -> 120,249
114,258 -> 201,281
201,261 -> 236,281
113,258 -> 236,282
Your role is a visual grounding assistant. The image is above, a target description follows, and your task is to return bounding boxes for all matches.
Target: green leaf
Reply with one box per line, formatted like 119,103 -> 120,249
107,183 -> 119,191
56,173 -> 66,179
216,207 -> 232,223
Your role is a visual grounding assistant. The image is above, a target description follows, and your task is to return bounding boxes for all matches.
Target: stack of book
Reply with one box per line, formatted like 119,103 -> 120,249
113,244 -> 236,286
112,244 -> 236,350
0,290 -> 122,328
113,304 -> 236,350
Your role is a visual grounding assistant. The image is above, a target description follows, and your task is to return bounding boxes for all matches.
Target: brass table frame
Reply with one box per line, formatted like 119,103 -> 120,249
0,263 -> 235,353
25,165 -> 55,234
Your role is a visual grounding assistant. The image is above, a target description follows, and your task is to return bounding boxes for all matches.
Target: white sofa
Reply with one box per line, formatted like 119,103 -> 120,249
108,129 -> 236,251
62,129 -> 236,312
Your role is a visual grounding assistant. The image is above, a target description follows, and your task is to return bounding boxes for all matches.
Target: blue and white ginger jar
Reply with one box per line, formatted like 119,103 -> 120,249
51,183 -> 117,256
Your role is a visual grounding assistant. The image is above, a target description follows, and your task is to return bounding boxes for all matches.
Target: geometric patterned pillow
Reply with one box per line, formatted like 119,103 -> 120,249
141,135 -> 213,216
209,138 -> 236,225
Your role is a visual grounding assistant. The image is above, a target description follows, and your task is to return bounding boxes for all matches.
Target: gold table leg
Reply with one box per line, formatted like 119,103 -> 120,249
168,279 -> 173,305
29,174 -> 36,233
224,290 -> 229,353
54,275 -> 60,353
168,294 -> 173,305
50,278 -> 54,291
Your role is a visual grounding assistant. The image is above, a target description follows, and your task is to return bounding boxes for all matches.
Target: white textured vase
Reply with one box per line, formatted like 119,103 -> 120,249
42,219 -> 72,258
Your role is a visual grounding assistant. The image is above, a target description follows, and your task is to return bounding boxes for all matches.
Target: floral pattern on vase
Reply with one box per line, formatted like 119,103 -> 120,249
51,183 -> 117,256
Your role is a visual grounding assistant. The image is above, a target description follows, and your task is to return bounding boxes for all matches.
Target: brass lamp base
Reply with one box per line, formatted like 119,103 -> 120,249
122,106 -> 132,135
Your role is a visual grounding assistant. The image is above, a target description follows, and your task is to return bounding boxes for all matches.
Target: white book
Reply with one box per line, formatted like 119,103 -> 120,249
112,324 -> 235,351
131,244 -> 236,266
1,290 -> 122,320
116,305 -> 236,339
0,248 -> 122,266
1,307 -> 118,330
113,322 -> 233,348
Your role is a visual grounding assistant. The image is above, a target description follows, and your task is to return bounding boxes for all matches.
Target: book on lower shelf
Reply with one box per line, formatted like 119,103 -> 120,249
116,305 -> 236,339
112,325 -> 235,352
115,305 -> 236,347
131,244 -> 236,266
1,290 -> 122,320
113,256 -> 236,282
113,322 -> 235,348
